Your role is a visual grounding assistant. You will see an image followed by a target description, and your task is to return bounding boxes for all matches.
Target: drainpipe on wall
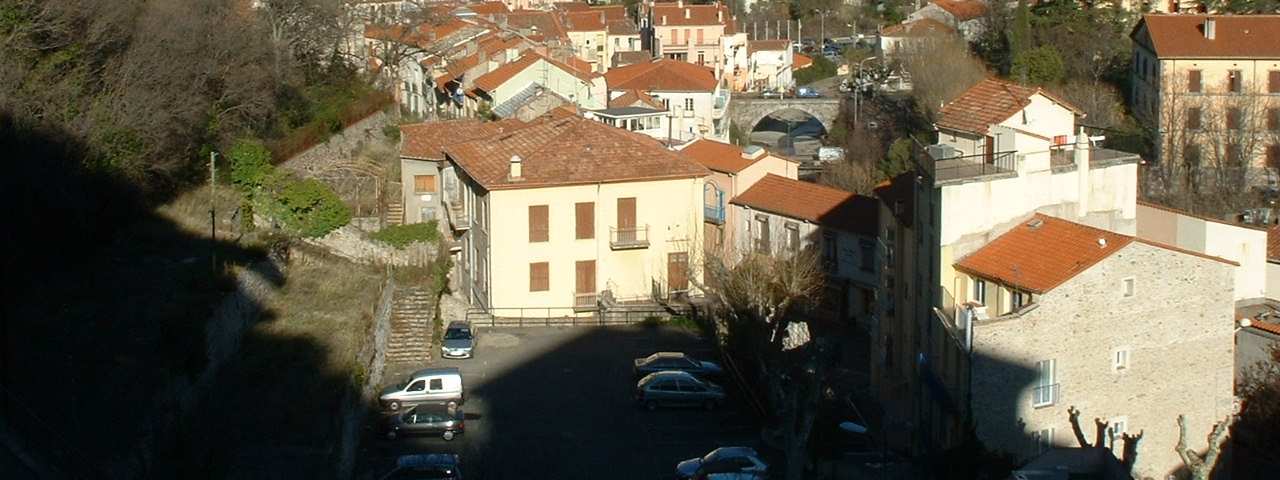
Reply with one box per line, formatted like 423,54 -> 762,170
1074,126 -> 1091,218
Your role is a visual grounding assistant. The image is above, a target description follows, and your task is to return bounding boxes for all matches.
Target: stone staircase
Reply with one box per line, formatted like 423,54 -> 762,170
385,286 -> 434,365
383,202 -> 404,227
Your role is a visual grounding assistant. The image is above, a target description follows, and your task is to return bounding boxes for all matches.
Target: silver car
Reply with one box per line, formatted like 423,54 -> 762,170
441,322 -> 474,359
633,352 -> 723,378
379,367 -> 465,411
676,447 -> 768,479
635,371 -> 726,410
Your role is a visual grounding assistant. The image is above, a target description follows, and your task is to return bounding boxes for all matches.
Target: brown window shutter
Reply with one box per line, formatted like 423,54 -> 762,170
1269,108 -> 1280,131
1228,108 -> 1241,130
1187,107 -> 1201,130
575,202 -> 594,239
529,205 -> 548,242
414,175 -> 437,193
1270,71 -> 1280,94
529,262 -> 549,292
575,260 -> 596,294
667,252 -> 689,290
1188,70 -> 1201,93
617,197 -> 637,243
1268,145 -> 1280,170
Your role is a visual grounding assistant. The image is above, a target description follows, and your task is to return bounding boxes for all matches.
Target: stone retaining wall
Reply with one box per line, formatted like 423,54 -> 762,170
278,110 -> 393,176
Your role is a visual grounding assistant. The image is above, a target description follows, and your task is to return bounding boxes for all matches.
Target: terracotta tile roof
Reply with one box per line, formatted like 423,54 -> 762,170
608,89 -> 665,109
564,11 -> 607,31
955,214 -> 1133,294
506,10 -> 568,41
469,1 -> 510,15
730,174 -> 879,236
1269,225 -> 1280,262
400,119 -> 526,160
679,139 -> 755,174
544,104 -> 581,120
936,77 -> 1083,136
748,39 -> 790,54
435,53 -> 482,87
470,50 -> 599,93
593,5 -> 629,22
1251,320 -> 1280,336
612,50 -> 652,67
553,2 -> 590,11
881,18 -> 954,37
651,2 -> 733,29
444,115 -> 709,190
564,55 -> 594,73
605,59 -> 717,91
932,0 -> 987,22
793,53 -> 813,70
1136,14 -> 1280,59
606,19 -> 639,35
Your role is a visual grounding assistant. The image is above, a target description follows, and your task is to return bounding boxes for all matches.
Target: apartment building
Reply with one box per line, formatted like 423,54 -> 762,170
1136,200 -> 1269,301
877,18 -> 954,59
677,139 -> 798,252
398,118 -> 526,231
729,174 -> 882,326
906,0 -> 987,42
468,50 -> 607,118
872,76 -> 1145,456
440,115 -> 711,313
742,40 -> 794,92
560,6 -> 641,73
639,1 -> 736,68
1130,15 -> 1280,178
955,213 -> 1236,479
603,59 -> 730,142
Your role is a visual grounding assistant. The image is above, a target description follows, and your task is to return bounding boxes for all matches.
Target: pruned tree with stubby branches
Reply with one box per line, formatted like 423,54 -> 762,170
1175,414 -> 1232,480
1066,405 -> 1144,475
689,242 -> 826,480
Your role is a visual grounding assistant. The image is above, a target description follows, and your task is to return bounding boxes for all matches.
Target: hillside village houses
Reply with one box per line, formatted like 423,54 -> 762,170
905,0 -> 987,42
599,59 -> 731,143
1129,14 -> 1280,182
639,1 -> 736,67
676,138 -> 799,252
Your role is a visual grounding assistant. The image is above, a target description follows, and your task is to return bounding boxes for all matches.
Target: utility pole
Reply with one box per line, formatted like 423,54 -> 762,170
209,151 -> 217,272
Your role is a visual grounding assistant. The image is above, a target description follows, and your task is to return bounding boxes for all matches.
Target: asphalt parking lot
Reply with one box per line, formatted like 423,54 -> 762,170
356,325 -> 763,480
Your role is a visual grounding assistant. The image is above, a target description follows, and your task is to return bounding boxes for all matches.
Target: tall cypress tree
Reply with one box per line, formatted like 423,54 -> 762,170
1008,0 -> 1032,82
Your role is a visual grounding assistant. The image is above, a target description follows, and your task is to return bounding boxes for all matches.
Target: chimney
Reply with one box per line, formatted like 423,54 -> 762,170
1074,126 -> 1090,217
509,155 -> 522,179
600,11 -> 605,24
1204,17 -> 1216,40
677,0 -> 683,7
685,8 -> 691,19
662,15 -> 667,25
718,9 -> 723,23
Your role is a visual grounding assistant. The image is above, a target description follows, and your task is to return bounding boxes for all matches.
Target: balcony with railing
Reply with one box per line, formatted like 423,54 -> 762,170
610,225 -> 650,250
1048,143 -> 1143,170
712,91 -> 730,119
1032,383 -> 1060,408
931,150 -> 1018,185
704,204 -> 725,224
573,292 -> 599,311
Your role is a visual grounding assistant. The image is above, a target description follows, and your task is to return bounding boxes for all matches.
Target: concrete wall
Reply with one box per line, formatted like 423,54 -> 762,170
649,90 -> 717,141
481,177 -> 705,312
1135,202 -> 1268,300
970,241 -> 1236,479
401,158 -> 443,227
490,60 -> 607,110
748,48 -> 794,91
1269,262 -> 1280,300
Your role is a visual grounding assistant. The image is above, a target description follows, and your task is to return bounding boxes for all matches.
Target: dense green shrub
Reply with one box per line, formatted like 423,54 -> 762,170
228,138 -> 273,191
1012,45 -> 1065,85
274,178 -> 351,237
795,55 -> 837,86
370,221 -> 440,248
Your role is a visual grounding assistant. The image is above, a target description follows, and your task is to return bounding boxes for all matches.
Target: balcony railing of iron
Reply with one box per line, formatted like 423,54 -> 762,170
1032,383 -> 1060,408
610,225 -> 650,249
931,150 -> 1018,181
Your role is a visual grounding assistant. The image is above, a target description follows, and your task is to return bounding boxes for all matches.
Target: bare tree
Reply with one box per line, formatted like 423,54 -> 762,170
819,158 -> 881,195
1174,414 -> 1232,480
256,0 -> 345,79
1234,345 -> 1280,474
690,244 -> 826,480
901,36 -> 988,119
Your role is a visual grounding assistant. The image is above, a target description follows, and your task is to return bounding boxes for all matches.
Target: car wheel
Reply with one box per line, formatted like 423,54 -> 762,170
443,430 -> 455,441
645,400 -> 658,411
704,399 -> 718,410
447,400 -> 458,410
387,400 -> 401,412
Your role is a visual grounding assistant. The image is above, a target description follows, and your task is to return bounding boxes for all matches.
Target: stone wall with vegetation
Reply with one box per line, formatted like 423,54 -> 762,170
278,109 -> 393,176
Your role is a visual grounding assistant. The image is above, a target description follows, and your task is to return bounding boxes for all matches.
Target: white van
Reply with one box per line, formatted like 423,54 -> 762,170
379,367 -> 465,411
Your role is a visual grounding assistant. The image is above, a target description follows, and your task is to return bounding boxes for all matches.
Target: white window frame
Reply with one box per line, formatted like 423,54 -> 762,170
1108,416 -> 1128,448
1121,276 -> 1135,298
1033,359 -> 1057,408
1032,427 -> 1055,454
973,278 -> 986,305
1112,347 -> 1130,372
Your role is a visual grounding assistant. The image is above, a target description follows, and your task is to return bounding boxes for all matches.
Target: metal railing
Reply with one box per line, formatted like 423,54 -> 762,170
610,225 -> 649,249
574,293 -> 599,311
463,304 -> 678,327
1049,144 -> 1142,168
1032,383 -> 1060,408
704,204 -> 725,224
932,151 -> 1018,183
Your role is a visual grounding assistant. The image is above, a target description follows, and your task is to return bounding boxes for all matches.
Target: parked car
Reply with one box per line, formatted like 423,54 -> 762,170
797,87 -> 822,98
760,88 -> 783,99
441,321 -> 474,359
675,447 -> 768,479
380,367 -> 465,412
386,403 -> 465,440
635,370 -> 726,410
633,352 -> 723,378
379,453 -> 463,480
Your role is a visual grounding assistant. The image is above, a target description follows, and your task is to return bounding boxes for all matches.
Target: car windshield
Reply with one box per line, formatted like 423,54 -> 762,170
444,328 -> 471,340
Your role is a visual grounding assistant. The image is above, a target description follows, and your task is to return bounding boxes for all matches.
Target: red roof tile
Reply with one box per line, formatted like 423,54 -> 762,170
1269,225 -> 1280,261
564,10 -> 607,31
505,10 -> 568,41
651,2 -> 733,29
470,50 -> 599,93
936,77 -> 1082,136
608,89 -> 665,109
1136,14 -> 1280,59
932,0 -> 987,22
730,174 -> 879,236
469,1 -> 510,15
444,116 -> 709,190
793,53 -> 813,70
955,214 -> 1133,293
401,119 -> 526,160
748,39 -> 790,54
881,18 -> 954,37
679,139 -> 755,174
605,59 -> 717,91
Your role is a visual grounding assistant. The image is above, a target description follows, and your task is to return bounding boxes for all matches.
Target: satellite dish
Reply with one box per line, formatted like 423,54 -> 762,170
839,421 -> 867,434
